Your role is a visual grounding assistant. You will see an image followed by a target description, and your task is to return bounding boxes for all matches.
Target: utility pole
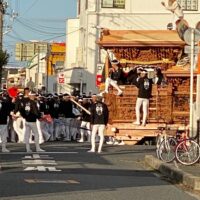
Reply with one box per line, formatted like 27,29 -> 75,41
0,0 -> 5,50
46,43 -> 51,94
189,29 -> 195,136
37,46 -> 40,92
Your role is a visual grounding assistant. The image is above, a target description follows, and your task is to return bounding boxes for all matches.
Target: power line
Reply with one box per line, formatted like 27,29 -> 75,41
18,17 -> 65,31
11,29 -> 26,41
16,18 -> 65,35
20,0 -> 39,16
43,28 -> 81,41
20,18 -> 66,23
43,34 -> 66,41
6,33 -> 26,41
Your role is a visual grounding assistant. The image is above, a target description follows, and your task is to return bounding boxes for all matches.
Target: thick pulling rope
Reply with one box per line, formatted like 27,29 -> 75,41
119,58 -> 174,65
70,98 -> 91,115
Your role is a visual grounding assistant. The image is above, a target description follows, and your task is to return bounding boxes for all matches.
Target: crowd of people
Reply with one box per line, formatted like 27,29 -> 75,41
0,87 -> 109,154
0,62 -> 167,153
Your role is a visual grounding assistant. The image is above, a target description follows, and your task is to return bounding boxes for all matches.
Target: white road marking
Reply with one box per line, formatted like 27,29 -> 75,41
24,166 -> 61,171
33,154 -> 40,159
22,154 -> 61,172
24,179 -> 80,184
0,152 -> 78,155
22,160 -> 57,165
24,154 -> 54,159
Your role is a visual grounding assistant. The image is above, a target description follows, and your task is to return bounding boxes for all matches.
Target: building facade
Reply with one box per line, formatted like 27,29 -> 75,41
65,0 -> 200,94
62,18 -> 81,94
18,42 -> 66,93
25,52 -> 47,92
49,42 -> 66,93
4,67 -> 26,90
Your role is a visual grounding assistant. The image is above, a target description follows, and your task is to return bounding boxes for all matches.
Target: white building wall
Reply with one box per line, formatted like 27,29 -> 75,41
66,0 -> 200,94
60,18 -> 81,94
66,18 -> 80,68
25,53 -> 51,91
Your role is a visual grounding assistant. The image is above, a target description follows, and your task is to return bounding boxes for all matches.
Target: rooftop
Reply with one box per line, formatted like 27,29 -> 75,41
97,30 -> 185,47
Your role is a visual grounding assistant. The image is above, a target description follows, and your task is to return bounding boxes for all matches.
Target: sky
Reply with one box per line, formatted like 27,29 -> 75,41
3,0 -> 77,67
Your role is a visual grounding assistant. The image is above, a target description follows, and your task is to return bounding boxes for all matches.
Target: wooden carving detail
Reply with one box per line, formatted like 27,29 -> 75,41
105,79 -> 192,124
173,95 -> 189,111
103,45 -> 192,124
107,47 -> 182,70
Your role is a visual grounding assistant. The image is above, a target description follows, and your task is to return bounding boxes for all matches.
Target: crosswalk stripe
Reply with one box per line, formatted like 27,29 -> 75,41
22,160 -> 57,165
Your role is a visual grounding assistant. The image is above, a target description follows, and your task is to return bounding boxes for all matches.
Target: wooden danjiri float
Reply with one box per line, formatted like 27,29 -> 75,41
97,29 -> 196,145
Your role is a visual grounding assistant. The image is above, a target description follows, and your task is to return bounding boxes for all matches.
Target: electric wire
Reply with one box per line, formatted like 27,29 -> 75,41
18,17 -> 65,31
6,33 -> 26,42
20,0 -> 39,16
43,28 -> 81,41
11,29 -> 26,41
3,0 -> 76,67
15,18 -> 66,35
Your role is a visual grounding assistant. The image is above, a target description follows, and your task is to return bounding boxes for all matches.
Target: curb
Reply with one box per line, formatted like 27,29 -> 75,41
144,155 -> 200,191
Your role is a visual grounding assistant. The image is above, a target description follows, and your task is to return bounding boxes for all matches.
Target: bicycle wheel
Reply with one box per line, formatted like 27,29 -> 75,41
156,133 -> 163,159
175,140 -> 200,166
158,137 -> 177,163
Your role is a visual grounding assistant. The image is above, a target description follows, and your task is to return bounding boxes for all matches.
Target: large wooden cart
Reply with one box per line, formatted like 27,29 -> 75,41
97,30 -> 196,144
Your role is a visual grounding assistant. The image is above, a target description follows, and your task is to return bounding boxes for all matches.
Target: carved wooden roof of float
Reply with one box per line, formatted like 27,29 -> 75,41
97,30 -> 185,47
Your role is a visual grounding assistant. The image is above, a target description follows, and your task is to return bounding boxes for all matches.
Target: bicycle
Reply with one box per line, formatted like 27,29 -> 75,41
156,120 -> 200,165
175,124 -> 200,166
156,123 -> 177,163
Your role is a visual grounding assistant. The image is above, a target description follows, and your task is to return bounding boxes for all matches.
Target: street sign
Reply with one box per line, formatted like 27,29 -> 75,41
58,73 -> 65,84
183,28 -> 200,45
184,45 -> 200,54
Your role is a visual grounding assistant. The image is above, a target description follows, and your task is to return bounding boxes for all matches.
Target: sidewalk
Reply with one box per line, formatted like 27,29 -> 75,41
145,154 -> 200,191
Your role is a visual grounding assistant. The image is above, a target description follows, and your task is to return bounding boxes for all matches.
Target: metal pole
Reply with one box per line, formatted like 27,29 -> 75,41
0,0 -> 4,50
0,1 -> 4,90
37,47 -> 40,92
197,119 -> 200,145
197,41 -> 200,116
190,28 -> 195,137
196,74 -> 200,118
80,71 -> 83,96
46,44 -> 50,93
46,59 -> 49,93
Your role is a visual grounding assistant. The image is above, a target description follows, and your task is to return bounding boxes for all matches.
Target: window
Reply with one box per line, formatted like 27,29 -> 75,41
101,0 -> 125,9
177,0 -> 198,11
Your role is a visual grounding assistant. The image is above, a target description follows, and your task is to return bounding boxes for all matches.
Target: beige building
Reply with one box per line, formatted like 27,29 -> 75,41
4,67 -> 26,89
25,52 -> 47,91
65,0 -> 200,94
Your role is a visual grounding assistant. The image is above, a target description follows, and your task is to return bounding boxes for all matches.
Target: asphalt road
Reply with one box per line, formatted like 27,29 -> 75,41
0,142 -> 199,200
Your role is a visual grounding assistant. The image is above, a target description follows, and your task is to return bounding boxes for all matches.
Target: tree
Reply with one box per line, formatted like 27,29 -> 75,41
0,49 -> 9,89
